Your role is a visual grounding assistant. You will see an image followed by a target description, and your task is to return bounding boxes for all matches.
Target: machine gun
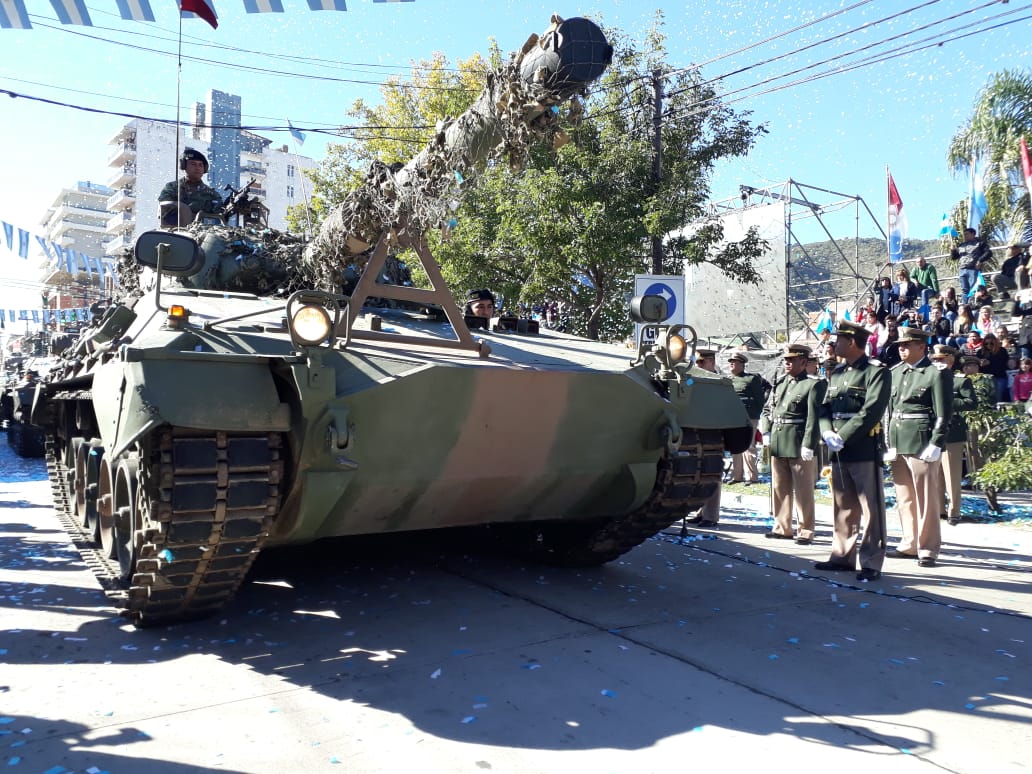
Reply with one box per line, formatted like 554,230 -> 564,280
221,178 -> 269,229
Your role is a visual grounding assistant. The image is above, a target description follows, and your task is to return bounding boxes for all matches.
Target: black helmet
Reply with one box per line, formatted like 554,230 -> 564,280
467,289 -> 496,304
180,148 -> 209,172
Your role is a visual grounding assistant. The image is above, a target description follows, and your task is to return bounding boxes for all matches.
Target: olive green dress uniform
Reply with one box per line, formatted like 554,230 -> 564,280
729,361 -> 767,483
887,339 -> 952,561
818,344 -> 891,572
760,357 -> 826,540
932,349 -> 977,523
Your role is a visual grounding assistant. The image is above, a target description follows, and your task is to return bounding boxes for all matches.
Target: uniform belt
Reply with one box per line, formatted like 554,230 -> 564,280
773,418 -> 805,424
832,412 -> 858,419
892,412 -> 930,419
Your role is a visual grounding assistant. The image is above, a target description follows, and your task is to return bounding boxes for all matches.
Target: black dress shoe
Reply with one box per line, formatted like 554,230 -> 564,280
939,513 -> 948,520
814,560 -> 853,572
764,531 -> 794,540
795,536 -> 813,545
685,515 -> 717,527
947,516 -> 961,526
887,549 -> 917,559
856,568 -> 881,582
918,557 -> 937,567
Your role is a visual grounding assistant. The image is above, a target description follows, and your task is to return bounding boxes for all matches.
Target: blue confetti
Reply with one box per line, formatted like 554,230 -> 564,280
768,654 -> 779,660
994,676 -> 1010,681
932,680 -> 945,686
787,637 -> 799,644
454,170 -> 464,183
8,757 -> 20,766
158,548 -> 174,562
965,703 -> 976,710
601,689 -> 617,698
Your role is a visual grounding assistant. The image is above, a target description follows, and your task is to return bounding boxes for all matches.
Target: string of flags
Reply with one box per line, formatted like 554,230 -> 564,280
2,217 -> 118,287
2,308 -> 95,327
0,0 -> 414,30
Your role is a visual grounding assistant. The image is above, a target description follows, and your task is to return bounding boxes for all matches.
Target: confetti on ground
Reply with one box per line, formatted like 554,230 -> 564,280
600,689 -> 617,698
430,668 -> 441,679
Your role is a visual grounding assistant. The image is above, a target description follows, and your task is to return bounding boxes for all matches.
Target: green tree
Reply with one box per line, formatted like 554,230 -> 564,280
295,15 -> 768,341
944,69 -> 1032,252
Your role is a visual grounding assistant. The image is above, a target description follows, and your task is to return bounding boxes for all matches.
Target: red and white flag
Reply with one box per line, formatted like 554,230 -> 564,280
1021,137 -> 1032,206
180,0 -> 217,28
887,169 -> 907,263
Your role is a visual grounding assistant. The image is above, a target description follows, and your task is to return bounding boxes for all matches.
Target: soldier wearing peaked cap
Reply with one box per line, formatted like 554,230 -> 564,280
815,320 -> 891,582
686,347 -> 722,527
760,343 -> 826,544
885,324 -> 952,567
727,350 -> 768,485
929,345 -> 976,525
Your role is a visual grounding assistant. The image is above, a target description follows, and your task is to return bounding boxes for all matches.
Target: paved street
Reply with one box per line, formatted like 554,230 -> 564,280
1,441 -> 1030,774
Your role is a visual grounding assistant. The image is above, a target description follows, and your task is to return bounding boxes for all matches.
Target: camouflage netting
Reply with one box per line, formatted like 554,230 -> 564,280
300,14 -> 609,290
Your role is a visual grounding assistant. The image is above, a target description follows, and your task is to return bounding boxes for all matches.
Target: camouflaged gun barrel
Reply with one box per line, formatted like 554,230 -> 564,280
302,15 -> 612,282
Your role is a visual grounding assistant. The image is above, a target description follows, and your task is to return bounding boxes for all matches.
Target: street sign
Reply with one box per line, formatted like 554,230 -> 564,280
633,274 -> 684,347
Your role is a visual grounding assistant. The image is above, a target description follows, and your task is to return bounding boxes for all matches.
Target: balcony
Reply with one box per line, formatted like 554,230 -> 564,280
106,187 -> 136,211
240,162 -> 267,177
105,211 -> 135,235
107,162 -> 137,189
105,234 -> 131,255
107,140 -> 137,167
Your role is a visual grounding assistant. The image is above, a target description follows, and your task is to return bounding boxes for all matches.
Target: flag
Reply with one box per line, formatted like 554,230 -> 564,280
116,0 -> 155,21
49,0 -> 91,25
243,0 -> 283,11
36,235 -> 54,263
1022,137 -> 1032,215
843,308 -> 852,322
0,0 -> 31,28
372,0 -> 415,3
180,0 -> 217,28
0,0 -> 30,28
1,220 -> 12,251
967,157 -> 988,231
307,0 -> 347,10
288,120 -> 306,145
887,169 -> 907,263
815,308 -> 834,334
17,228 -> 28,258
938,212 -> 958,239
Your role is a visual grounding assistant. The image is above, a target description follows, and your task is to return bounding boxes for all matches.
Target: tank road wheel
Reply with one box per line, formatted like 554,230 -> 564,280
72,438 -> 90,527
83,441 -> 105,538
96,456 -> 117,559
113,457 -> 141,582
64,436 -> 85,511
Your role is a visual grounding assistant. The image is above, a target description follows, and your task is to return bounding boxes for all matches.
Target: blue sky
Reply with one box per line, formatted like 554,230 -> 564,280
0,0 -> 1025,313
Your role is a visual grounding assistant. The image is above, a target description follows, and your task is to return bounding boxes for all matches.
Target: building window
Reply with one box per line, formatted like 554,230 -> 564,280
287,185 -> 294,199
287,165 -> 295,178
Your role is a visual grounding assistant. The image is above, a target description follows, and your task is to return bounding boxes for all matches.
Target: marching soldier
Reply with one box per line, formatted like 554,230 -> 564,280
686,348 -> 722,527
727,352 -> 767,484
885,327 -> 952,567
929,345 -> 976,526
815,320 -> 891,582
759,344 -> 826,544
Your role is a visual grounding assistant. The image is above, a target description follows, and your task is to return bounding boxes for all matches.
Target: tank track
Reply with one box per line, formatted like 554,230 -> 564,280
46,427 -> 283,626
520,427 -> 726,566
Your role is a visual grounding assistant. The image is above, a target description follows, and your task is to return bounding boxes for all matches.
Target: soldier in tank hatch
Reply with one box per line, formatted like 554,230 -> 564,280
159,148 -> 222,228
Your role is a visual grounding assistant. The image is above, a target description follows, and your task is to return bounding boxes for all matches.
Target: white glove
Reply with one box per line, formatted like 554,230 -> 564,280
762,433 -> 771,447
822,430 -> 845,452
800,446 -> 814,461
919,444 -> 942,463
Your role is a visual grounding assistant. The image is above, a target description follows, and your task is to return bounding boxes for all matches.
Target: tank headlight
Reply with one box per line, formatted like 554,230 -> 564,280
666,334 -> 687,363
291,305 -> 332,346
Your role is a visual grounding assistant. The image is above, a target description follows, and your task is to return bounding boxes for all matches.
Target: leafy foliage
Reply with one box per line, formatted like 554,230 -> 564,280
970,403 -> 1032,510
945,69 -> 1032,247
295,14 -> 769,341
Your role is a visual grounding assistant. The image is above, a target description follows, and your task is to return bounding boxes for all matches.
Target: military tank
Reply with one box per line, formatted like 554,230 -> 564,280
7,370 -> 47,458
33,16 -> 752,626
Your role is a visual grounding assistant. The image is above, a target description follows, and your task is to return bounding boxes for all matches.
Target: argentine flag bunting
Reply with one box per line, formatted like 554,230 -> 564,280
938,213 -> 958,239
244,0 -> 284,11
49,0 -> 92,25
0,0 -> 31,28
116,0 -> 155,21
307,0 -> 347,10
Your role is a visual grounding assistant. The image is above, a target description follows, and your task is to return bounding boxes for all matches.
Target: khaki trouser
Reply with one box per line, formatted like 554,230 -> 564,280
828,459 -> 887,571
731,418 -> 759,482
892,455 -> 943,559
940,441 -> 965,520
770,456 -> 817,540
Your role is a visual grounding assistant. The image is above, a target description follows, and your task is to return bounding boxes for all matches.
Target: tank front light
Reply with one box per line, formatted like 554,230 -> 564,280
291,304 -> 332,346
666,333 -> 687,363
165,304 -> 190,329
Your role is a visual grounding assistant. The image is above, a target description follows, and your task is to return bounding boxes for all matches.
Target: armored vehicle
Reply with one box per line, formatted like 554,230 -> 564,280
33,17 -> 752,625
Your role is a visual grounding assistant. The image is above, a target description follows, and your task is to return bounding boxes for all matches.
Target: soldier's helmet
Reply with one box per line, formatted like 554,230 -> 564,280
180,148 -> 209,173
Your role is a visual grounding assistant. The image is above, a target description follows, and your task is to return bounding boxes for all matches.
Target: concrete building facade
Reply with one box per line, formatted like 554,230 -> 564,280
103,88 -> 315,257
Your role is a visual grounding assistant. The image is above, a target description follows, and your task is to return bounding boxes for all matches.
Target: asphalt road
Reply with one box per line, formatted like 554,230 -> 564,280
1,441 -> 1030,774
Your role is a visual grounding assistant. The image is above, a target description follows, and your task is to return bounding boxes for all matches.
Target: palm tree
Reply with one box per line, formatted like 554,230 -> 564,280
946,69 -> 1032,248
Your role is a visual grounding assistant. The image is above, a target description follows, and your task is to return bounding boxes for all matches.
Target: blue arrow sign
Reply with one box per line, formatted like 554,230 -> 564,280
643,282 -> 677,321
